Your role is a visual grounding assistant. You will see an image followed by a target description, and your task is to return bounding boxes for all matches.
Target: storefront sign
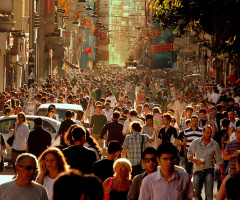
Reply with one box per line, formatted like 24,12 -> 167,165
45,0 -> 52,15
152,43 -> 177,53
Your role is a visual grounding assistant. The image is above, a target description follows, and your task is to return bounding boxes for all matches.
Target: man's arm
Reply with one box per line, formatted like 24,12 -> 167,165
121,148 -> 127,158
99,123 -> 108,139
223,150 -> 238,160
138,178 -> 151,200
127,176 -> 140,200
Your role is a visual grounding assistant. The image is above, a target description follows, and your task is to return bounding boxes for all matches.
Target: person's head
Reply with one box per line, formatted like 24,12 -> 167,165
17,112 -> 27,124
38,147 -> 68,174
112,111 -> 120,120
136,105 -> 143,115
130,121 -> 142,133
129,110 -> 138,118
142,147 -> 157,173
15,153 -> 38,185
170,117 -> 177,127
191,115 -> 199,128
95,105 -> 102,115
152,107 -> 161,114
34,117 -> 43,127
107,141 -> 121,158
185,106 -> 193,118
156,142 -> 178,173
105,102 -> 110,110
122,109 -> 129,118
163,113 -> 172,126
199,109 -> 207,120
118,99 -> 124,106
186,119 -> 191,128
65,110 -> 72,119
53,169 -> 90,200
202,125 -> 213,141
145,114 -> 153,126
144,103 -> 150,111
235,127 -> 240,141
76,110 -> 85,122
221,119 -> 230,129
228,109 -> 235,120
72,126 -> 86,144
113,158 -> 132,180
228,126 -> 235,135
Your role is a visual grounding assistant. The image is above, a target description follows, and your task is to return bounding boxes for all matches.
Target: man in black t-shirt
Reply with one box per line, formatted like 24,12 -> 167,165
157,113 -> 179,146
213,119 -> 230,149
92,141 -> 121,182
27,117 -> 51,158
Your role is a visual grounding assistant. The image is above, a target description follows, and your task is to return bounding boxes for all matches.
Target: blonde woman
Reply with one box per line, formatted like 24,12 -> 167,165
103,158 -> 132,200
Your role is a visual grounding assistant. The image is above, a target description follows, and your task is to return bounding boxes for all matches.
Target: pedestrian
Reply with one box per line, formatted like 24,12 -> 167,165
103,158 -> 132,200
63,126 -> 97,174
0,133 -> 7,173
100,111 -> 124,146
188,125 -> 225,200
121,122 -> 152,178
36,147 -> 69,200
92,141 -> 121,182
0,153 -> 48,200
128,147 -> 157,200
138,142 -> 194,200
27,117 -> 52,158
9,112 -> 30,174
54,110 -> 76,149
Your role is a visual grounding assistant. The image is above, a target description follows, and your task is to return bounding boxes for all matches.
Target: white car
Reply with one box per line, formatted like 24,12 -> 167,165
0,115 -> 61,162
37,103 -> 83,122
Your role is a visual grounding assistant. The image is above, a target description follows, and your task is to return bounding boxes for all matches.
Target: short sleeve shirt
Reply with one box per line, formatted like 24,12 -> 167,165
224,140 -> 240,173
158,126 -> 178,143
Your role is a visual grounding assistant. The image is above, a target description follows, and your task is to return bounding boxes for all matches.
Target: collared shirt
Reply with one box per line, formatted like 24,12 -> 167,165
138,169 -> 194,200
122,117 -> 144,134
158,126 -> 178,143
142,125 -> 155,137
12,122 -> 30,151
187,138 -> 223,173
122,132 -> 152,166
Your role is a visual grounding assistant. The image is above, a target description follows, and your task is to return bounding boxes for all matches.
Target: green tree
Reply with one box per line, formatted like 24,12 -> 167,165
153,0 -> 240,57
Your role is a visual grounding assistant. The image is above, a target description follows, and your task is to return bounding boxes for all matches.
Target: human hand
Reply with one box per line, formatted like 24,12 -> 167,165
39,160 -> 47,175
220,173 -> 225,181
196,160 -> 204,166
232,150 -> 239,158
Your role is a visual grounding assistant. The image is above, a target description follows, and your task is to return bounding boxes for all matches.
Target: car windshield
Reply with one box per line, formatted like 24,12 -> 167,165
37,109 -> 76,122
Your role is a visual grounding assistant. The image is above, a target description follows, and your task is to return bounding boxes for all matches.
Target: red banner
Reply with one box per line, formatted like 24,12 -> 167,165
45,0 -> 52,15
152,43 -> 177,53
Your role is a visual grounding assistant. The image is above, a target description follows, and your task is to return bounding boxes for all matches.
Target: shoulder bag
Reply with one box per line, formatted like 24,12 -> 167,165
7,123 -> 15,147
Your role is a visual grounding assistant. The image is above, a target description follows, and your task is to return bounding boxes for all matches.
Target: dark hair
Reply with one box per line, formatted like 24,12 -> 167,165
144,103 -> 149,108
83,175 -> 104,200
199,109 -> 206,114
129,110 -> 138,117
65,124 -> 82,145
203,125 -> 212,132
186,119 -> 191,126
65,110 -> 73,118
72,126 -> 86,141
130,121 -> 142,132
163,113 -> 172,122
123,109 -> 130,115
222,111 -> 228,118
221,119 -> 230,128
143,147 -> 157,160
108,141 -> 121,154
34,117 -> 42,126
113,111 -> 120,120
85,130 -> 102,156
217,104 -> 222,111
53,170 -> 85,200
146,114 -> 153,121
185,106 -> 194,112
156,142 -> 178,158
96,105 -> 102,110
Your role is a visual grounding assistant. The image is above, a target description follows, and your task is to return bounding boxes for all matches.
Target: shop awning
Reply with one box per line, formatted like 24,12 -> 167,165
64,59 -> 79,69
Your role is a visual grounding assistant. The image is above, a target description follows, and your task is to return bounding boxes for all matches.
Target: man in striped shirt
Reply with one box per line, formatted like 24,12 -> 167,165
223,126 -> 240,174
183,115 -> 203,175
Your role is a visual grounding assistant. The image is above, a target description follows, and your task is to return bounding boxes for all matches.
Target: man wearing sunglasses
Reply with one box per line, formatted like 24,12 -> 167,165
0,153 -> 48,200
128,147 -> 157,200
139,142 -> 194,200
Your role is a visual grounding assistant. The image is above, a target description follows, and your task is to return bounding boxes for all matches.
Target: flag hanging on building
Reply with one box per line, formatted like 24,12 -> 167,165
85,47 -> 92,54
78,37 -> 81,44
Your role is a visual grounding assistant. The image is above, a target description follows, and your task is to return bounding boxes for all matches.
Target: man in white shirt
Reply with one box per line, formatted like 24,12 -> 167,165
122,110 -> 144,135
173,93 -> 187,119
210,89 -> 220,104
103,103 -> 113,122
105,92 -> 117,108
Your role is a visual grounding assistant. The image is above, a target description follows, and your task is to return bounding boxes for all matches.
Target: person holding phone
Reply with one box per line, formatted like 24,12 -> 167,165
36,147 -> 69,200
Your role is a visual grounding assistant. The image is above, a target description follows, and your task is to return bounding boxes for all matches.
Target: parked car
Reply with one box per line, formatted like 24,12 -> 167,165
37,103 -> 83,122
0,115 -> 61,162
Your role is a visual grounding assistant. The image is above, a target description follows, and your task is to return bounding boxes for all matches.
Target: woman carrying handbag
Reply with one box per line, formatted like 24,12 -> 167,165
9,112 -> 29,175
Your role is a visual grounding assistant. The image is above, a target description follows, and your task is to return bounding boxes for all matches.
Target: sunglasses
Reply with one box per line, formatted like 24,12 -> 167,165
19,165 -> 37,171
144,158 -> 157,163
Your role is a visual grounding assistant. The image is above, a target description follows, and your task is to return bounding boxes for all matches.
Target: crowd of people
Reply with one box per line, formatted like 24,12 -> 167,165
0,67 -> 240,199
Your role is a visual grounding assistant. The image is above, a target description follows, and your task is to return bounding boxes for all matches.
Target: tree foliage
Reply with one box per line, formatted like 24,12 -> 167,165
152,0 -> 240,57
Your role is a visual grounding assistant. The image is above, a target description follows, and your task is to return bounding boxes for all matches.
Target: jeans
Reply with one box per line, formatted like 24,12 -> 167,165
193,168 -> 214,200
